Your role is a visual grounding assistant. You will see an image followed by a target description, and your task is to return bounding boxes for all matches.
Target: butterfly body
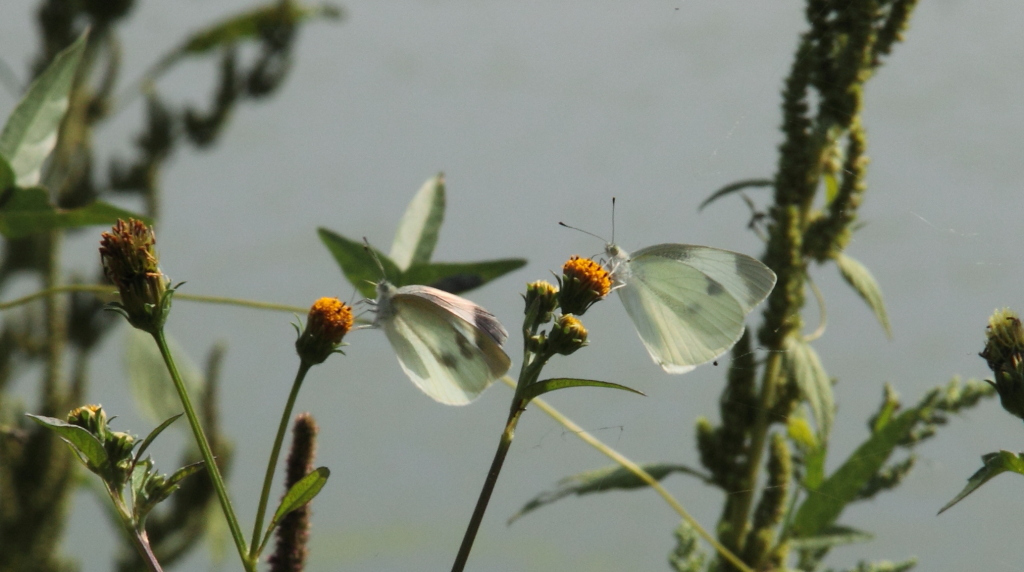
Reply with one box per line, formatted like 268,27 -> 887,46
373,281 -> 511,405
604,242 -> 776,374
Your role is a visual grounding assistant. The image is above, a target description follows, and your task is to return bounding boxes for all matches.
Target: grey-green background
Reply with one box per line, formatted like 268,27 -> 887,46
3,1 -> 1023,570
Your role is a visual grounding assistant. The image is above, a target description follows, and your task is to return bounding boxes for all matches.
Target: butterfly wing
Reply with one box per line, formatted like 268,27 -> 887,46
382,289 -> 511,405
616,244 -> 776,373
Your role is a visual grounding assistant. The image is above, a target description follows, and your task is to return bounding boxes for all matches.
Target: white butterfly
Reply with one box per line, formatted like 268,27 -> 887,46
372,280 -> 512,405
605,242 -> 776,374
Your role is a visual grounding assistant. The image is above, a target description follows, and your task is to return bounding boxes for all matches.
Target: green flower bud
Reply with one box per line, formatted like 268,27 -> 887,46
981,309 -> 1024,420
547,314 -> 588,356
523,280 -> 559,326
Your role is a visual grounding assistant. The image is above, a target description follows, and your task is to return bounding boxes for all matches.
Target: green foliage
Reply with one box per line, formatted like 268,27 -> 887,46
782,336 -> 835,440
518,377 -> 645,405
0,186 -> 145,238
26,414 -> 109,473
261,467 -> 330,552
509,463 -> 711,525
834,253 -> 892,338
939,450 -> 1024,515
180,3 -> 342,56
318,174 -> 526,299
0,31 -> 85,187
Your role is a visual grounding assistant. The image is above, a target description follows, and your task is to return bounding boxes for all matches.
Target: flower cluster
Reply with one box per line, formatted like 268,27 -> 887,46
557,255 -> 611,316
522,256 -> 610,357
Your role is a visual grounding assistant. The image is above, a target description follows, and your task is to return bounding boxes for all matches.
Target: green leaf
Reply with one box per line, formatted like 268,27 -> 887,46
520,377 -> 644,405
835,253 -> 892,338
698,178 -> 773,211
788,525 -> 873,550
789,407 -> 921,538
0,186 -> 148,238
938,450 -> 1024,515
402,259 -> 527,294
262,466 -> 329,551
26,413 -> 109,472
390,173 -> 445,270
317,228 -> 399,298
166,459 -> 206,488
508,463 -> 706,525
181,3 -> 342,56
782,336 -> 834,440
125,329 -> 205,426
0,31 -> 87,187
135,413 -> 184,461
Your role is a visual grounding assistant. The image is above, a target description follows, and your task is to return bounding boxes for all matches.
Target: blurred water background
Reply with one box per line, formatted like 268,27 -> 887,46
3,1 -> 1024,570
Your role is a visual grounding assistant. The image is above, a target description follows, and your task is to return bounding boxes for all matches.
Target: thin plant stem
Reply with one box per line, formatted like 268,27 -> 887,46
502,376 -> 754,572
0,283 -> 306,314
250,360 -> 313,560
450,407 -> 524,572
109,494 -> 163,572
151,328 -> 253,571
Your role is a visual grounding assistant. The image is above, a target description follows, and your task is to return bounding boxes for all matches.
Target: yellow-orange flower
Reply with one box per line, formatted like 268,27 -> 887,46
557,256 -> 610,316
295,297 -> 353,365
548,314 -> 589,355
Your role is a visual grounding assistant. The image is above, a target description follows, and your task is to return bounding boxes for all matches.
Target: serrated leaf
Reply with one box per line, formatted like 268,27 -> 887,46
26,413 -> 109,471
835,252 -> 892,338
135,413 -> 183,461
508,463 -> 703,525
790,407 -> 921,538
390,174 -> 445,270
181,3 -> 342,56
788,525 -> 873,550
698,178 -> 773,211
0,186 -> 148,238
402,259 -> 527,294
520,377 -> 644,405
318,228 -> 400,298
783,336 -> 834,440
125,329 -> 204,426
938,450 -> 1024,515
0,31 -> 87,187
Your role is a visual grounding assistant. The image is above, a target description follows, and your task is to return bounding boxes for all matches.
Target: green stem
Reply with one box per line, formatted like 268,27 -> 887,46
250,360 -> 312,560
727,350 -> 784,549
108,493 -> 163,572
151,329 -> 253,571
451,406 -> 525,572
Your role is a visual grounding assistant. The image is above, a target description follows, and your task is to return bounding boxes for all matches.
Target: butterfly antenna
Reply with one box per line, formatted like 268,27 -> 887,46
611,197 -> 616,244
362,237 -> 388,281
558,221 -> 608,244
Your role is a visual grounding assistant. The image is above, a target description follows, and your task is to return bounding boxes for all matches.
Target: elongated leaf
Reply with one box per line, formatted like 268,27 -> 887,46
0,186 -> 147,238
318,228 -> 400,298
181,3 -> 342,55
788,525 -> 873,550
783,336 -> 834,440
271,467 -> 329,526
125,329 -> 204,426
509,463 -> 706,524
167,459 -> 206,487
402,259 -> 527,294
26,413 -> 109,471
938,450 -> 1024,514
698,178 -> 773,211
835,252 -> 892,338
135,413 -> 183,461
390,174 -> 445,270
520,377 -> 644,405
789,407 -> 920,538
0,31 -> 87,187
